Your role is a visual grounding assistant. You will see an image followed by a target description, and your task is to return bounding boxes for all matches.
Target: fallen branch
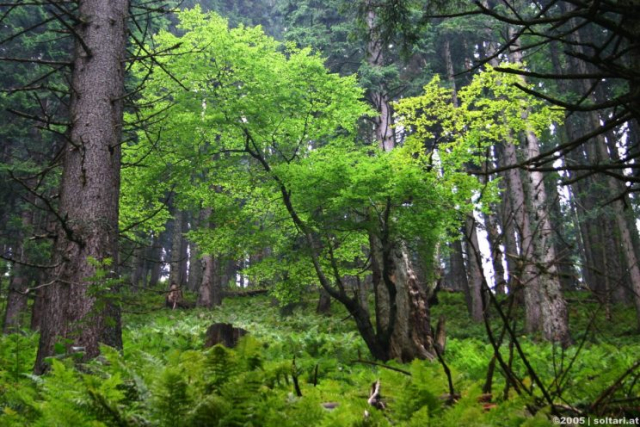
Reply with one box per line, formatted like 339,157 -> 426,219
367,380 -> 385,410
589,359 -> 640,415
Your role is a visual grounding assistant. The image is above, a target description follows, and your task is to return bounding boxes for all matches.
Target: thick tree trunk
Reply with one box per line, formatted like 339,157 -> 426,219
364,5 -> 434,360
523,127 -> 571,346
507,29 -> 571,345
196,207 -> 223,308
501,141 -> 542,333
370,234 -> 436,361
30,287 -> 45,332
35,0 -> 128,374
385,243 -> 435,361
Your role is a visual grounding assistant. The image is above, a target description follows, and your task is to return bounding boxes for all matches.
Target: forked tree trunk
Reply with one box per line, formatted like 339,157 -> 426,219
385,243 -> 434,361
363,3 -> 435,361
34,0 -> 129,374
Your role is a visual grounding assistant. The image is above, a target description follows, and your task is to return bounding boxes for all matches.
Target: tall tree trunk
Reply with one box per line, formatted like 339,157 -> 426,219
365,4 -> 435,360
366,7 -> 394,151
501,140 -> 542,333
484,210 -> 507,294
198,254 -> 213,308
464,217 -> 485,323
508,30 -> 571,346
130,241 -> 145,291
147,232 -> 163,288
35,0 -> 129,373
179,214 -> 189,285
443,35 -> 489,316
196,207 -> 213,307
522,125 -> 571,345
169,209 -> 185,286
445,238 -> 471,299
499,194 -> 519,292
3,204 -> 34,333
196,207 -> 223,308
211,255 -> 222,306
187,210 -> 202,293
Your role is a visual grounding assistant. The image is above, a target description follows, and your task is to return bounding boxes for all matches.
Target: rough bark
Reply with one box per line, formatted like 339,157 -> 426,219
34,0 -> 128,373
386,242 -> 435,361
509,30 -> 571,346
364,5 -> 434,360
523,125 -> 571,346
30,287 -> 45,332
501,140 -> 542,333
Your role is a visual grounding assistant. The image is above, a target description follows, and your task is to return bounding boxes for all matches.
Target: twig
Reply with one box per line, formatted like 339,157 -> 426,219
350,359 -> 411,376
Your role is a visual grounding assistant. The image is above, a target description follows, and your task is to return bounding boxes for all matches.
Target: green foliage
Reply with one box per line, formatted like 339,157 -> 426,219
0,293 -> 639,425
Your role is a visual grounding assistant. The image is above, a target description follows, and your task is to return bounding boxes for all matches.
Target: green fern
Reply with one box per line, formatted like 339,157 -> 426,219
151,366 -> 192,427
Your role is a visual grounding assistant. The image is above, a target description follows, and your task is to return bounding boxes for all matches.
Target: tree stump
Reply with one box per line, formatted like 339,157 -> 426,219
204,323 -> 248,348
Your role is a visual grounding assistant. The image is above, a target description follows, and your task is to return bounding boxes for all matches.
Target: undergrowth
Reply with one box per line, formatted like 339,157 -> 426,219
0,291 -> 639,426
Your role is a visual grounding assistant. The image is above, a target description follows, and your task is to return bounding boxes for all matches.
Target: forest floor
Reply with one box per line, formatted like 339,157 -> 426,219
1,290 -> 639,426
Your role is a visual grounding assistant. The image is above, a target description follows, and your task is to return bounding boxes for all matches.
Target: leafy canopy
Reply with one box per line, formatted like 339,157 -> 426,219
125,7 -> 490,292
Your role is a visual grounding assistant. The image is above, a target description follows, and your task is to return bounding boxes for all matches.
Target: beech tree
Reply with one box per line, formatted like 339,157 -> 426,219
127,8 -> 487,361
396,67 -> 572,346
